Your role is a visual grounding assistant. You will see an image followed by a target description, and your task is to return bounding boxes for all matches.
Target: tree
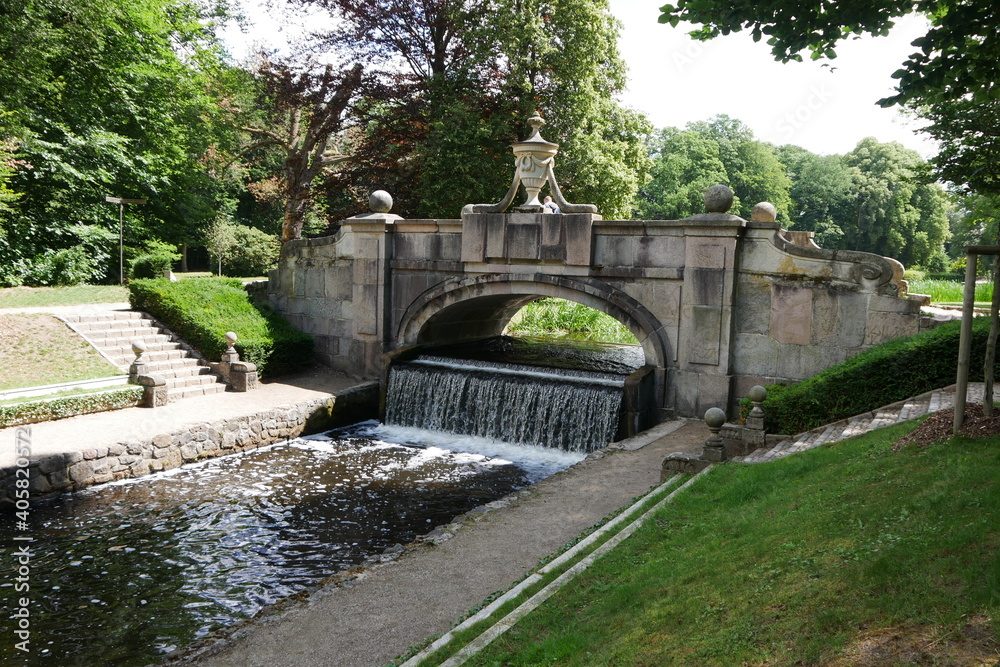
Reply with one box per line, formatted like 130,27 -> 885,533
775,145 -> 856,248
684,116 -> 792,220
300,0 -> 651,220
241,56 -> 363,244
633,128 -> 727,219
655,0 -> 1000,197
0,0 -> 242,285
843,137 -> 950,267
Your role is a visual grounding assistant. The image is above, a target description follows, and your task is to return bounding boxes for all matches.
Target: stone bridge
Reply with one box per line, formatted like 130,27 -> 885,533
267,117 -> 932,422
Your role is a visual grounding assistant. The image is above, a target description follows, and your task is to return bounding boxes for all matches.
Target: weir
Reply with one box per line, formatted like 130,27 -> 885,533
384,355 -> 627,452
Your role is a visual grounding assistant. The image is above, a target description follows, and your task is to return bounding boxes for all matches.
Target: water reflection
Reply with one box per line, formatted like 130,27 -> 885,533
0,423 -> 582,666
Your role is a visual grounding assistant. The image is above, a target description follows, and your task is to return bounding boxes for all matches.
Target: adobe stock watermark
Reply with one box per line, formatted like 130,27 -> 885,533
672,40 -> 706,75
9,427 -> 34,655
775,84 -> 835,141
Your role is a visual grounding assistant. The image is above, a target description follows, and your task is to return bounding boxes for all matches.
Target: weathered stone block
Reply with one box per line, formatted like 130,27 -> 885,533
771,285 -> 812,345
734,279 -> 772,335
68,460 -> 95,482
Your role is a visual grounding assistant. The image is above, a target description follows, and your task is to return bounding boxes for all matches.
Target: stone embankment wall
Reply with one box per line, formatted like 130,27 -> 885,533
0,383 -> 379,503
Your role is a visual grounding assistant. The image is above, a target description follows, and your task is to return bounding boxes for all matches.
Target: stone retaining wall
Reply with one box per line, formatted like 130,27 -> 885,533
0,383 -> 380,503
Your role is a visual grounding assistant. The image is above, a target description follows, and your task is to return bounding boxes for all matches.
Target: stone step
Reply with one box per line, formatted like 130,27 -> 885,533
94,333 -> 173,348
167,383 -> 227,401
83,325 -> 164,341
72,318 -> 156,333
140,358 -> 209,373
62,311 -> 144,325
99,340 -> 181,361
166,374 -> 225,390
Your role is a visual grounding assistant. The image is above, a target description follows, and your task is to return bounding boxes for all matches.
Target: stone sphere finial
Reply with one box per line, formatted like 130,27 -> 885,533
225,331 -> 238,347
131,339 -> 147,358
705,185 -> 734,213
369,190 -> 393,214
751,202 -> 777,223
704,406 -> 727,429
748,385 -> 767,403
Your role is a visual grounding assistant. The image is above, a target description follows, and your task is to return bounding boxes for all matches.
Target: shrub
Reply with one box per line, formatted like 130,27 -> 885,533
0,387 -> 142,428
225,226 -> 279,277
129,240 -> 181,279
128,277 -> 313,378
757,317 -> 1000,435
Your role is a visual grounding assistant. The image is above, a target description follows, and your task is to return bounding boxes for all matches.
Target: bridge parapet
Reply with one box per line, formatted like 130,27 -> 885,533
268,125 -> 932,421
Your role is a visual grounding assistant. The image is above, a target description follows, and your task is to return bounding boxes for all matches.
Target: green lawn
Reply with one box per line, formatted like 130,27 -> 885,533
420,422 -> 1000,666
0,284 -> 129,308
0,314 -> 123,391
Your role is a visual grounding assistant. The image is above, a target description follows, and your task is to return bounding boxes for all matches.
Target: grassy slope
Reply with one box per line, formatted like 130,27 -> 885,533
0,314 -> 122,391
463,423 -> 1000,665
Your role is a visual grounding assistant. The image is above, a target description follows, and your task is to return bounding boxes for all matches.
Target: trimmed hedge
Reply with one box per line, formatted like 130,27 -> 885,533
755,317 -> 1000,435
128,278 -> 313,378
0,387 -> 143,428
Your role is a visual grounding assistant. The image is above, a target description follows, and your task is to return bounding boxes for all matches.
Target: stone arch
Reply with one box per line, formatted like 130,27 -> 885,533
395,273 -> 672,371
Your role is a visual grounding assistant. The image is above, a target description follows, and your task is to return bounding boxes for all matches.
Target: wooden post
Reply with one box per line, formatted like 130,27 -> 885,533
955,252 -> 978,434
986,253 -> 1000,416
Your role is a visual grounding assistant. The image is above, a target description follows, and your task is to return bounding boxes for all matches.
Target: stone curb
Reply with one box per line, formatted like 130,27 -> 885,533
0,382 -> 379,503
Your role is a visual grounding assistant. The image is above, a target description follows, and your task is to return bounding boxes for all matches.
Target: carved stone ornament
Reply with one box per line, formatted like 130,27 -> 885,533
463,114 -> 597,215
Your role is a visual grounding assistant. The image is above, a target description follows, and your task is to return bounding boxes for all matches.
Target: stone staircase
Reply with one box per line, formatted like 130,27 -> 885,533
61,311 -> 227,402
734,383 -> 985,464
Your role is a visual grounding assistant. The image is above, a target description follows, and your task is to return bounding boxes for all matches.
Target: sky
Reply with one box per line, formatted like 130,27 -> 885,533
219,0 -> 937,159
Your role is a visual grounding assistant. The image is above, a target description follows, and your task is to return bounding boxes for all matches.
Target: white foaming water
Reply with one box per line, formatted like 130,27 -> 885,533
364,423 -> 586,483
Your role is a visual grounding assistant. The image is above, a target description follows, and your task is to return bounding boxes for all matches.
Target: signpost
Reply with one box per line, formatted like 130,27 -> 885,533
105,196 -> 147,284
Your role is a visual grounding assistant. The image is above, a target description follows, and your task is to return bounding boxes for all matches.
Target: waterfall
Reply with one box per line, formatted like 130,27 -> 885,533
384,356 -> 625,452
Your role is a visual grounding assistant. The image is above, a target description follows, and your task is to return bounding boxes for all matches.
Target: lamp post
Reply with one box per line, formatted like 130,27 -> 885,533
105,196 -> 147,284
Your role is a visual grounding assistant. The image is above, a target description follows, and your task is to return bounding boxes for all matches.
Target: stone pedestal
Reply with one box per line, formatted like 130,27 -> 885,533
137,375 -> 168,408
230,361 -> 258,392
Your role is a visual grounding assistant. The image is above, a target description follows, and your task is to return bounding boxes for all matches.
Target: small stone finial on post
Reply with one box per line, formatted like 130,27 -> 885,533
369,190 -> 393,214
704,185 -> 734,214
702,407 -> 728,462
751,202 -> 777,223
743,385 -> 768,449
222,332 -> 239,364
129,339 -> 149,383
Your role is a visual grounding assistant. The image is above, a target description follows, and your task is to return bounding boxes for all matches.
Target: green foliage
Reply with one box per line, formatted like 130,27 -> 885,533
127,278 -> 313,377
633,127 -> 728,219
506,298 -> 639,344
201,216 -> 279,276
655,0 -> 1000,197
0,386 -> 142,428
635,116 -> 791,222
0,0 -> 247,282
129,240 -> 181,279
908,278 -> 993,304
758,317 -> 999,434
226,225 -> 280,277
317,0 -> 651,221
843,138 -> 951,267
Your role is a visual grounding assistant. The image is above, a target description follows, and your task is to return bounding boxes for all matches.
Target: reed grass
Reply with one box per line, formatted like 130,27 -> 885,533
505,298 -> 638,344
909,278 -> 993,305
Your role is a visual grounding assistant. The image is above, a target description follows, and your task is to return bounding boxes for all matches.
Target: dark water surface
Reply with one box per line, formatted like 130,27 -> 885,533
0,423 -> 583,666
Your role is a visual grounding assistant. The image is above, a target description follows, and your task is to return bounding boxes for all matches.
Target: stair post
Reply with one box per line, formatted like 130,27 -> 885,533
214,332 -> 258,391
129,339 -> 169,407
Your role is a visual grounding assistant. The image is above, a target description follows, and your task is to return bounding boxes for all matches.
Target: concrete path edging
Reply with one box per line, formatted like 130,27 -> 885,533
411,466 -> 715,667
